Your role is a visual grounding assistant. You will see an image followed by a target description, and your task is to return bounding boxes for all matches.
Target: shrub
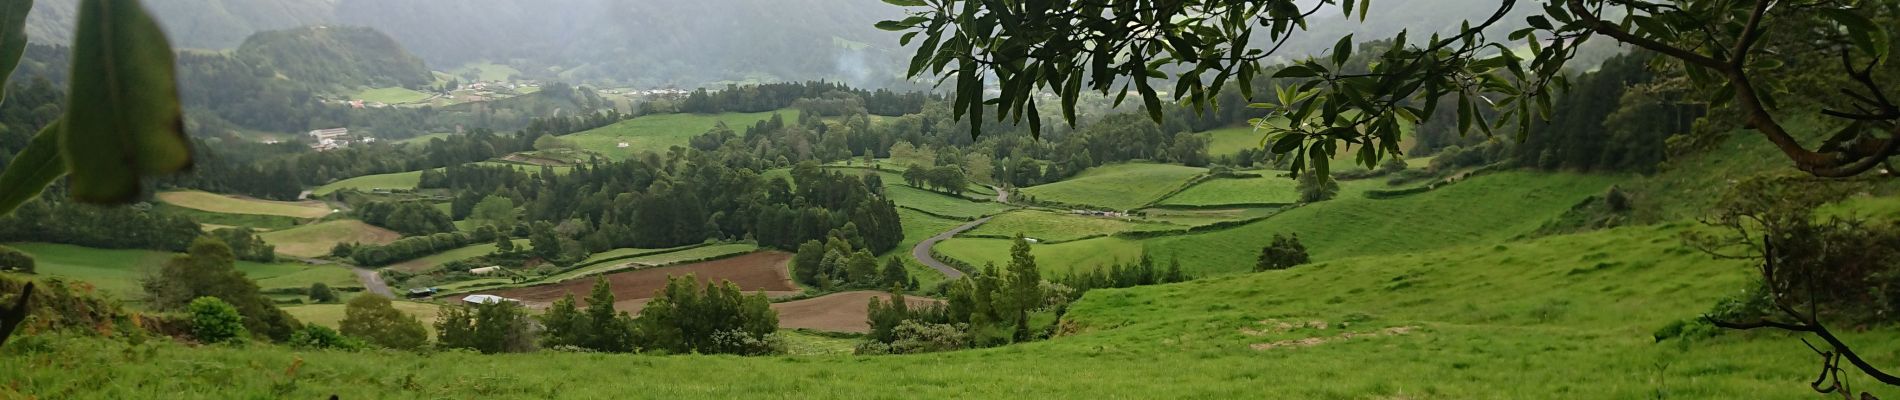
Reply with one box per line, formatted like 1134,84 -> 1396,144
436,300 -> 536,354
1378,157 -> 1408,174
188,297 -> 247,344
339,295 -> 429,350
1255,234 -> 1310,271
288,325 -> 365,350
632,274 -> 777,355
307,283 -> 337,303
0,246 -> 33,273
1296,173 -> 1338,203
1604,186 -> 1632,212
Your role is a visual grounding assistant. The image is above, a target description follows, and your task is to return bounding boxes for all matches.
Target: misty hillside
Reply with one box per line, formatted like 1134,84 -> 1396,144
235,26 -> 432,89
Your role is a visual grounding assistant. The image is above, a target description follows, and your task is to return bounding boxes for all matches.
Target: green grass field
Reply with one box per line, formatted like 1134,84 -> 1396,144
1139,207 -> 1281,227
388,239 -> 531,273
152,203 -> 300,231
1202,125 -> 1267,157
965,210 -> 1178,242
19,216 -> 1885,398
563,110 -> 794,159
453,62 -> 521,82
311,171 -> 424,196
155,191 -> 333,219
258,220 -> 402,259
353,87 -> 433,104
1020,163 -> 1206,210
1142,171 -> 1625,276
4,243 -> 358,303
1157,175 -> 1302,206
934,236 -> 1148,276
543,243 -> 761,282
883,185 -> 1012,219
282,300 -> 445,336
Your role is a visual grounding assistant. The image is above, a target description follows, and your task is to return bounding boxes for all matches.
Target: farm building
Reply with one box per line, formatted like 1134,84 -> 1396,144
461,294 -> 518,305
469,266 -> 503,275
405,287 -> 437,298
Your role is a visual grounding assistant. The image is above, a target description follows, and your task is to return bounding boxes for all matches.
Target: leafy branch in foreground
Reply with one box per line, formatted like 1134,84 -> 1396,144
0,0 -> 192,346
883,0 -> 1898,179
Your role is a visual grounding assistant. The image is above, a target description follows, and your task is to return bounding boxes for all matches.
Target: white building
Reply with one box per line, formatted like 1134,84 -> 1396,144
469,266 -> 503,275
461,294 -> 518,305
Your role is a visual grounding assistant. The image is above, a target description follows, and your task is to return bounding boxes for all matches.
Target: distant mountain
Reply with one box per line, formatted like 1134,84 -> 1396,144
25,0 -> 335,49
235,26 -> 432,89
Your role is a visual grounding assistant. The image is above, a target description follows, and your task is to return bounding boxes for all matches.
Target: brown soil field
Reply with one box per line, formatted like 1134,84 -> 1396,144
771,291 -> 945,333
468,251 -> 798,314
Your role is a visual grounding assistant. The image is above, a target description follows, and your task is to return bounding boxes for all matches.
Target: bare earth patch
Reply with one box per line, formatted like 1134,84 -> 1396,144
772,291 -> 945,333
470,251 -> 798,314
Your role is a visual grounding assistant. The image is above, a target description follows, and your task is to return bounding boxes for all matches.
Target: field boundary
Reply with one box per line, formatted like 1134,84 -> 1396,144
1144,202 -> 1295,210
1361,163 -> 1507,199
431,245 -> 759,298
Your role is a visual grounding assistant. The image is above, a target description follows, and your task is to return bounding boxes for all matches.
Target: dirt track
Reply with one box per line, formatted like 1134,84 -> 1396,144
469,251 -> 797,314
772,291 -> 945,333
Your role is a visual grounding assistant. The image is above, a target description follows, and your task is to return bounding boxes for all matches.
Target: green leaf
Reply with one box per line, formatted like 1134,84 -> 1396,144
1273,64 -> 1316,79
875,20 -> 911,31
62,0 -> 192,204
1331,34 -> 1354,67
881,0 -> 927,6
1821,9 -> 1889,63
0,121 -> 65,215
0,0 -> 31,102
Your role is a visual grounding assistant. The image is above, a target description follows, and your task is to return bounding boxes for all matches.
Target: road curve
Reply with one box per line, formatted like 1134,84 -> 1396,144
991,185 -> 1009,203
911,216 -> 991,280
352,266 -> 394,297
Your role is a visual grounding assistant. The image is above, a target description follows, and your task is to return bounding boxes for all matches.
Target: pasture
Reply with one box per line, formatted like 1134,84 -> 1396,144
312,170 -> 424,196
933,236 -> 1148,276
544,243 -> 762,283
388,239 -> 532,273
562,110 -> 794,159
155,191 -> 333,219
258,220 -> 403,259
882,185 -> 1011,219
964,210 -> 1177,242
353,87 -> 433,104
283,300 -> 445,336
4,243 -> 357,303
1019,163 -> 1206,210
1156,175 -> 1301,206
473,251 -> 796,314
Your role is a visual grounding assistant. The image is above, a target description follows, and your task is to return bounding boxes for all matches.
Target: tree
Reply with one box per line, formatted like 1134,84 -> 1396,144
880,257 -> 910,289
633,274 -> 778,355
144,237 -> 302,341
846,250 -> 880,287
307,283 -> 336,303
1004,235 -> 1042,340
538,294 -> 588,349
188,296 -> 247,344
582,278 -> 636,352
883,0 -> 1900,179
437,300 -> 536,354
339,294 -> 428,350
289,325 -> 364,350
1297,173 -> 1339,203
1255,234 -> 1310,271
470,195 -> 517,228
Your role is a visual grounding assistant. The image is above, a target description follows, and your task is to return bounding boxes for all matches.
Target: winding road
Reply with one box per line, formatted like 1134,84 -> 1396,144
911,216 -> 989,280
352,266 -> 394,297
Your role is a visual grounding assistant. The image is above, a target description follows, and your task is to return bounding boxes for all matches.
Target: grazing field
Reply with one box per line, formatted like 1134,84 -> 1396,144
311,170 -> 424,196
1141,171 -> 1625,276
156,191 -> 333,218
4,243 -> 357,302
545,243 -> 761,282
388,239 -> 531,273
562,110 -> 794,159
283,300 -> 445,336
1201,125 -> 1267,157
883,185 -> 1012,219
353,87 -> 432,104
1157,176 -> 1301,206
258,220 -> 402,258
16,220 -> 1879,399
934,236 -> 1148,276
965,210 -> 1177,242
1139,207 -> 1281,227
474,251 -> 796,314
454,61 -> 522,82
825,167 -> 996,200
569,245 -> 699,268
152,203 -> 300,231
1020,163 -> 1205,210
771,291 -> 944,333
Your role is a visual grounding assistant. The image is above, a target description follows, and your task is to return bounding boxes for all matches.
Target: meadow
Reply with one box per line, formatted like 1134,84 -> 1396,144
352,87 -> 433,104
541,243 -> 761,283
155,191 -> 333,219
152,203 -> 300,231
2,243 -> 358,303
311,170 -> 424,196
1020,163 -> 1206,210
9,221 -> 1888,398
562,110 -> 794,159
964,210 -> 1178,242
388,239 -> 532,273
283,299 -> 445,336
258,220 -> 403,259
882,185 -> 1012,219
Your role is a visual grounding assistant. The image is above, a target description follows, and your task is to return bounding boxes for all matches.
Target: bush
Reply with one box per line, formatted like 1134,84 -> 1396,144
0,246 -> 33,273
188,297 -> 247,344
857,321 -> 968,355
632,274 -> 778,355
307,283 -> 337,303
1604,186 -> 1632,212
288,325 -> 365,350
436,300 -> 536,354
1296,173 -> 1338,203
1255,234 -> 1310,271
339,295 -> 429,350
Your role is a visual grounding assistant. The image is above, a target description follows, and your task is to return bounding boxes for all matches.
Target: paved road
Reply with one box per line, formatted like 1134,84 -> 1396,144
352,266 -> 394,297
911,216 -> 991,280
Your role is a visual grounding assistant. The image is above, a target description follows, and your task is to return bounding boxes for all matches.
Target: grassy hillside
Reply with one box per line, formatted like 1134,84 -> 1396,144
11,221 -> 1891,398
312,170 -> 424,196
389,239 -> 532,273
562,110 -> 794,159
259,220 -> 403,259
1020,163 -> 1206,210
935,236 -> 1147,276
884,185 -> 1011,219
3,243 -> 357,303
1143,171 -> 1623,276
156,191 -> 333,219
543,243 -> 762,283
965,210 -> 1178,242
353,87 -> 433,104
1157,175 -> 1301,206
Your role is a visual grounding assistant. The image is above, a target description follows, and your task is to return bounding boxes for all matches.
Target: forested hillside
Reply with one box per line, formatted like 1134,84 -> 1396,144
235,26 -> 432,89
